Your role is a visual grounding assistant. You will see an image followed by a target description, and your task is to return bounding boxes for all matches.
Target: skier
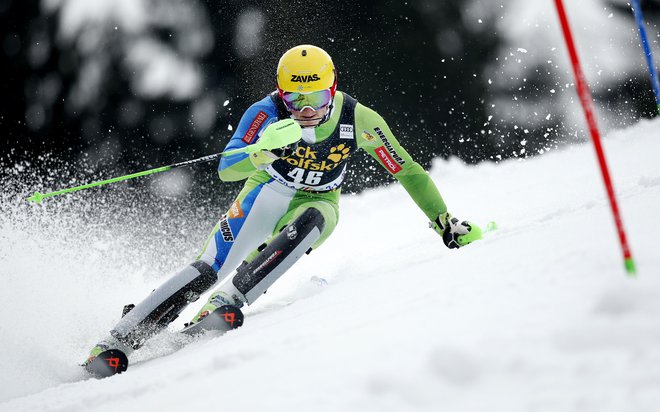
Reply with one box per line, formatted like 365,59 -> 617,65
83,44 -> 482,375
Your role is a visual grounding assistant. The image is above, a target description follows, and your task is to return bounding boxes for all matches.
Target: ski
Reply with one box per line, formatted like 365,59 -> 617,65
83,305 -> 244,378
180,305 -> 244,336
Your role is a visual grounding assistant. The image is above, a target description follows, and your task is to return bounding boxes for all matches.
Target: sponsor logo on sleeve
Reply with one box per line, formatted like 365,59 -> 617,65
219,215 -> 234,242
361,131 -> 377,142
228,200 -> 244,219
374,127 -> 406,165
242,111 -> 269,144
375,146 -> 402,174
340,124 -> 354,139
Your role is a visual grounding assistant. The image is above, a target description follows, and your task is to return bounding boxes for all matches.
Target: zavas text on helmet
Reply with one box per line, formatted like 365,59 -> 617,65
290,74 -> 321,83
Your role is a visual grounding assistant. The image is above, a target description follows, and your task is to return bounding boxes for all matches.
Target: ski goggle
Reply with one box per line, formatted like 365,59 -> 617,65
280,89 -> 333,112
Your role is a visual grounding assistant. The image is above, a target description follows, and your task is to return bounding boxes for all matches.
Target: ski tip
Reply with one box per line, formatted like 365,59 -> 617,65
83,349 -> 129,379
216,305 -> 244,330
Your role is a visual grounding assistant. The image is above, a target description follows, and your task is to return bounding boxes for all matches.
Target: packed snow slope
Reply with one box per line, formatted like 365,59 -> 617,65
1,118 -> 659,412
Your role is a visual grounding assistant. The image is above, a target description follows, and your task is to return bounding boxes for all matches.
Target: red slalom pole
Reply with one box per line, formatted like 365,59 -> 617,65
554,0 -> 636,275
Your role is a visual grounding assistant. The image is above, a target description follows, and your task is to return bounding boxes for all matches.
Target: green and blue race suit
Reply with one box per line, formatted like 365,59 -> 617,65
198,91 -> 447,282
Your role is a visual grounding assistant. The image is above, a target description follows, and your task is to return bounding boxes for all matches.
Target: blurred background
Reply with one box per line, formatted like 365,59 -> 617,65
1,0 -> 659,203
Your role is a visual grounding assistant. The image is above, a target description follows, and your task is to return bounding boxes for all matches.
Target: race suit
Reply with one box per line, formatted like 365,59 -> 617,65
85,91 -> 453,360
197,90 -> 448,287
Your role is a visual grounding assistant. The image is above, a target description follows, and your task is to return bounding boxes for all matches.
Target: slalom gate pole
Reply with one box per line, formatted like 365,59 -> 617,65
554,0 -> 637,276
631,0 -> 660,115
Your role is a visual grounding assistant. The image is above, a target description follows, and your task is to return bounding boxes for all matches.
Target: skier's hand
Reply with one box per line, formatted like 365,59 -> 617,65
259,119 -> 301,151
247,119 -> 301,169
269,140 -> 299,158
249,141 -> 299,169
431,212 -> 482,249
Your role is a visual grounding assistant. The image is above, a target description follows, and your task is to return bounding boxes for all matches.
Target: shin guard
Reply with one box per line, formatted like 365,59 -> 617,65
111,261 -> 217,349
232,208 -> 325,304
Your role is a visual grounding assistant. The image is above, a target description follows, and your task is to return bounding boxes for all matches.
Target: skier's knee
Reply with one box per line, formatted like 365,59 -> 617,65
297,204 -> 337,250
293,207 -> 326,232
277,207 -> 325,239
232,207 -> 325,305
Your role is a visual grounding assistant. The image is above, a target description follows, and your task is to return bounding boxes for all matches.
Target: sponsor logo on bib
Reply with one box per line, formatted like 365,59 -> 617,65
340,124 -> 354,139
282,144 -> 351,171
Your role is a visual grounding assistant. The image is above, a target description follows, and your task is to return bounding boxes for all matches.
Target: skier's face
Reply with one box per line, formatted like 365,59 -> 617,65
290,106 -> 329,128
280,88 -> 333,128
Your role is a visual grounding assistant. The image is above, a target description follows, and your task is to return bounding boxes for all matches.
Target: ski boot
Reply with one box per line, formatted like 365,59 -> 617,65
82,337 -> 131,378
182,291 -> 244,336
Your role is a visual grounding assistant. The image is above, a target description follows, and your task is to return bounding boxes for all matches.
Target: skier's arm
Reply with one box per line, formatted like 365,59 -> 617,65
354,103 -> 447,221
354,103 -> 481,248
218,102 -> 277,182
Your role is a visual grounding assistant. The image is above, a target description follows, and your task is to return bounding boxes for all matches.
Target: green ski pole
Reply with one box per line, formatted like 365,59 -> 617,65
27,153 -> 220,204
27,119 -> 301,204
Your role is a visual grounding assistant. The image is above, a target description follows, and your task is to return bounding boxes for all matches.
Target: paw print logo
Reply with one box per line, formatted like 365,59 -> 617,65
328,144 -> 351,163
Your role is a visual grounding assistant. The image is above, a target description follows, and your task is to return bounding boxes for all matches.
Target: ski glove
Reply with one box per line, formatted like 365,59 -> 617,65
249,141 -> 299,169
431,212 -> 482,249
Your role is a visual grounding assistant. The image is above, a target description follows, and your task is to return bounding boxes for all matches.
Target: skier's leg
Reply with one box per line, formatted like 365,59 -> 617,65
108,261 -> 218,348
272,198 -> 339,251
197,173 -> 297,283
86,175 -> 297,358
190,198 -> 338,316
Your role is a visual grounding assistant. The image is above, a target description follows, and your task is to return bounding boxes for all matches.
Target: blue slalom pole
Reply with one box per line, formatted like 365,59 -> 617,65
631,0 -> 660,115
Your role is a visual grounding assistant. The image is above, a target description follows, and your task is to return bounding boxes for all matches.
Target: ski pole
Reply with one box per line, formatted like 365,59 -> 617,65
26,119 -> 301,204
26,152 -> 222,204
631,0 -> 660,115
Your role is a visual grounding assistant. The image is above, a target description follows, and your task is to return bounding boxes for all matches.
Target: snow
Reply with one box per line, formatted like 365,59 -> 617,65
1,118 -> 660,411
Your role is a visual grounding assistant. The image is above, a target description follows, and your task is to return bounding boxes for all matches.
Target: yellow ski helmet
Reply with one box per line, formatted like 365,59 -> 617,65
276,45 -> 337,96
